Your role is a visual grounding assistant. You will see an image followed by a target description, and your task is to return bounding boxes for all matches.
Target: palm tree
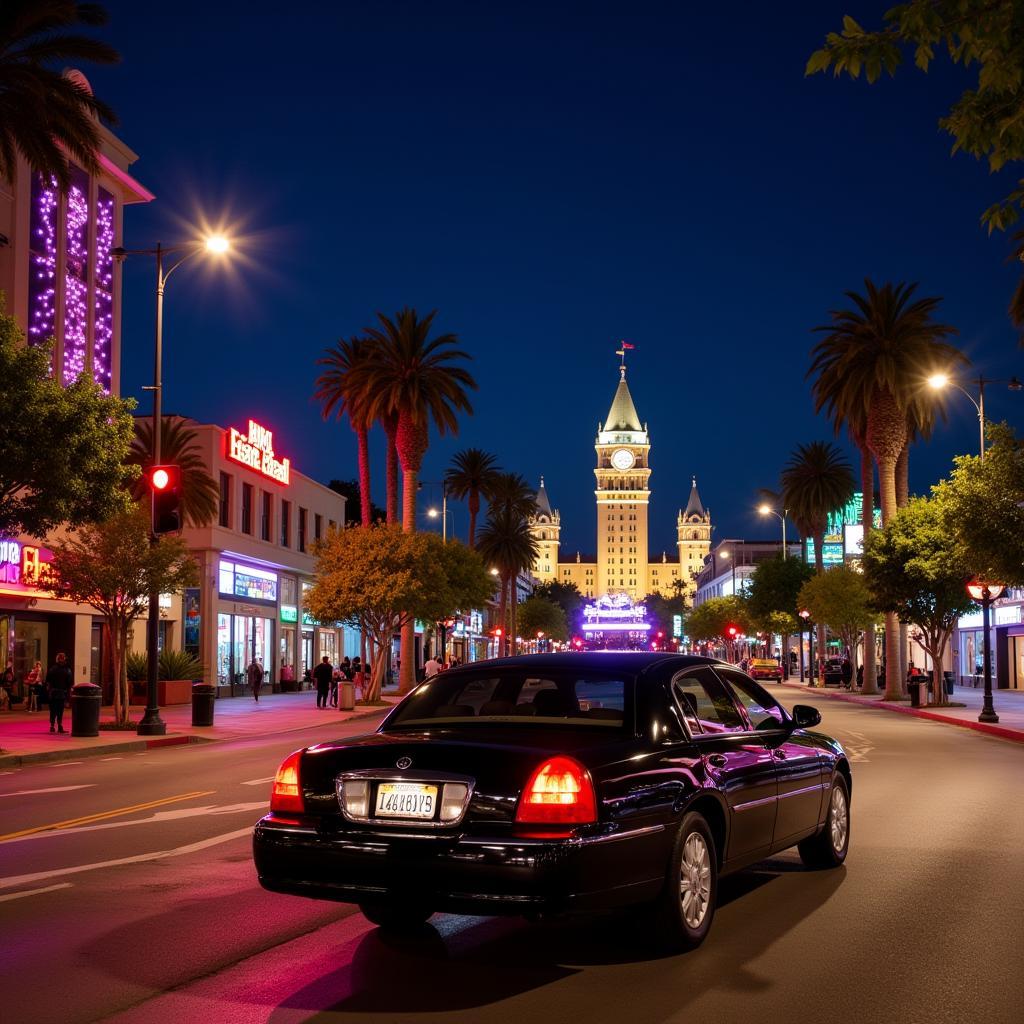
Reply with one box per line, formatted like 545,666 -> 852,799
447,449 -> 501,548
0,1 -> 120,192
128,416 -> 219,527
314,335 -> 375,527
477,509 -> 538,657
780,441 -> 855,686
810,279 -> 961,698
360,307 -> 476,691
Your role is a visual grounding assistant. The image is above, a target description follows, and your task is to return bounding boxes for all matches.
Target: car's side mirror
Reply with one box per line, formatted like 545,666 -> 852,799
791,704 -> 821,729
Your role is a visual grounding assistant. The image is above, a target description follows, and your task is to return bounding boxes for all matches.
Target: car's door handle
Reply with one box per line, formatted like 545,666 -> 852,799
705,754 -> 728,769
773,749 -> 788,760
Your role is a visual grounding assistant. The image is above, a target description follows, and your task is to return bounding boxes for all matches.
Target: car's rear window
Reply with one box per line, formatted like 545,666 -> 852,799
386,669 -> 631,729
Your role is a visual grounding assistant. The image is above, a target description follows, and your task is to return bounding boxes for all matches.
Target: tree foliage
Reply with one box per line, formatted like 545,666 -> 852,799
47,506 -> 198,725
306,525 -> 493,700
517,596 -> 569,643
532,580 -> 585,632
797,565 -> 878,665
328,478 -> 385,526
933,421 -> 1024,586
642,591 -> 688,641
686,596 -> 752,645
0,306 -> 136,538
746,554 -> 815,624
807,2 -> 1024,232
862,494 -> 974,703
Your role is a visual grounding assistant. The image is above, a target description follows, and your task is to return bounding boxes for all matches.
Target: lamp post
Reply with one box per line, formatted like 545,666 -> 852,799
799,608 -> 811,684
113,236 -> 230,736
758,505 -> 788,559
927,373 -> 1022,462
423,479 -> 450,542
966,580 -> 1006,723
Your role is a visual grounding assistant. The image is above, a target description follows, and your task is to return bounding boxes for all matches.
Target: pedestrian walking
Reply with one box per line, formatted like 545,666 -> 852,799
841,657 -> 853,691
246,658 -> 264,702
26,661 -> 42,711
856,664 -> 864,689
0,664 -> 13,710
45,653 -> 72,733
313,655 -> 333,709
331,664 -> 344,707
424,654 -> 442,679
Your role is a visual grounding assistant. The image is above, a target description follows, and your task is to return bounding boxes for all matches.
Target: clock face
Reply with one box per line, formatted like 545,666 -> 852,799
611,448 -> 635,470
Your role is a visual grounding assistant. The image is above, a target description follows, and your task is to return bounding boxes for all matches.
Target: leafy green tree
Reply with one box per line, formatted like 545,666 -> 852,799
359,308 -> 476,692
797,565 -> 879,680
128,415 -> 219,527
328,479 -> 385,527
477,506 -> 538,656
532,580 -> 585,634
517,596 -> 569,644
47,507 -> 198,726
307,525 -> 493,702
863,494 -> 975,704
933,421 -> 1024,586
686,596 -> 753,661
0,307 -> 136,538
643,591 -> 687,644
746,554 -> 814,675
446,448 -> 501,548
0,1 -> 120,192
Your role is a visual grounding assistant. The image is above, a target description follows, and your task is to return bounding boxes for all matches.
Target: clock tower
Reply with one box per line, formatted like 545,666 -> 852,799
595,364 -> 650,600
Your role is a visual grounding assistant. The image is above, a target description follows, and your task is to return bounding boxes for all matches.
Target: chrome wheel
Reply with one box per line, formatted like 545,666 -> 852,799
829,784 -> 848,854
679,831 -> 711,929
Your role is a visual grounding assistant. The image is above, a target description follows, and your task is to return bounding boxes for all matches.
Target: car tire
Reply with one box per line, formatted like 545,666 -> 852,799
798,773 -> 850,869
359,902 -> 434,933
649,811 -> 718,951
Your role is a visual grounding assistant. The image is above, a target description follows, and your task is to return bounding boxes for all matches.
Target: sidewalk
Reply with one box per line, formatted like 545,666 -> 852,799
779,678 -> 1024,744
0,689 -> 398,769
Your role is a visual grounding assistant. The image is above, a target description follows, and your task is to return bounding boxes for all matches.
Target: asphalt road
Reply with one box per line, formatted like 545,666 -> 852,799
0,690 -> 1021,1024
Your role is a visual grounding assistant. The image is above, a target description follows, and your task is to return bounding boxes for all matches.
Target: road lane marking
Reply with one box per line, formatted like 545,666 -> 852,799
100,757 -> 123,761
0,882 -> 73,902
241,776 -> 275,786
0,826 -> 254,889
42,761 -> 83,767
0,790 -> 215,843
0,785 -> 96,798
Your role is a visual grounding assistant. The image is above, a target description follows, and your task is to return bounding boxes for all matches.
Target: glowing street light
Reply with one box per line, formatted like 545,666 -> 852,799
205,234 -> 230,254
966,579 -> 1006,724
927,373 -> 1022,462
758,504 -> 788,559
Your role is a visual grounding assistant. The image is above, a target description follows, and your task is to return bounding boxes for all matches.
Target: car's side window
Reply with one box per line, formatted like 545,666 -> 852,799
672,668 -> 747,734
716,669 -> 786,730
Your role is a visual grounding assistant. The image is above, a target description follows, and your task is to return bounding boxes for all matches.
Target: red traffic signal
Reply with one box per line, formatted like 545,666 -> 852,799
726,625 -> 738,638
493,627 -> 503,637
149,464 -> 182,535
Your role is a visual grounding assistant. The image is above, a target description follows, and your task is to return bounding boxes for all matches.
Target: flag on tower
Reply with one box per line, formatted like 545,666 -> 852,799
621,342 -> 635,350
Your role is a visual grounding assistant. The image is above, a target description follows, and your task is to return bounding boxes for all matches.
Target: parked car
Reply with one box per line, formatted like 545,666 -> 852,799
822,658 -> 845,686
748,658 -> 783,683
253,653 -> 851,950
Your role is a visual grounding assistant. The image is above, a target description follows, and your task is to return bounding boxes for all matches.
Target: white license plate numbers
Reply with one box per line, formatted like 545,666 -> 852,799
375,783 -> 438,819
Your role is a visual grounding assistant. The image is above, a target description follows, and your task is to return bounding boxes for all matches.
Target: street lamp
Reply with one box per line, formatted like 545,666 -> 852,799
420,480 -> 450,542
113,236 -> 231,736
926,373 -> 1022,462
758,504 -> 788,559
799,608 -> 811,684
966,579 -> 1006,723
720,548 -> 736,596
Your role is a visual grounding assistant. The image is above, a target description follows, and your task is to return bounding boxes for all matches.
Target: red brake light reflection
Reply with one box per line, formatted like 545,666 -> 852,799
515,755 -> 597,826
270,749 -> 305,813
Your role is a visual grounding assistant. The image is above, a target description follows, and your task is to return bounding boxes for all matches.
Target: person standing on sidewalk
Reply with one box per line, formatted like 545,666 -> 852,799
26,661 -> 43,711
313,655 -> 333,709
247,658 -> 264,702
841,657 -> 853,691
45,653 -> 72,733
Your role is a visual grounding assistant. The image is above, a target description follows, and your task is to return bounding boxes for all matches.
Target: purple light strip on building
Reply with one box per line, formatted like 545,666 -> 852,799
62,167 -> 90,386
27,174 -> 58,350
92,187 -> 114,393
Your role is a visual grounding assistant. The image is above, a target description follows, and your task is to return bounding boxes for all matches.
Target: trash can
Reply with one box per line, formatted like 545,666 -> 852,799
191,683 -> 216,726
340,680 -> 355,711
908,679 -> 926,708
943,671 -> 955,699
70,682 -> 101,737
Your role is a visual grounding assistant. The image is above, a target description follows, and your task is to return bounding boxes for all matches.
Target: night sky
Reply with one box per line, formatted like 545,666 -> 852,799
90,0 -> 1024,555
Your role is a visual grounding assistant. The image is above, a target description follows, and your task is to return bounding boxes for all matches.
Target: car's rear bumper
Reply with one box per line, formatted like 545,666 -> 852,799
253,815 -> 667,916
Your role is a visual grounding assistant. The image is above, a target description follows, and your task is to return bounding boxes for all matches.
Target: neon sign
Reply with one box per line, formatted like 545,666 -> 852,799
227,420 -> 291,485
0,538 -> 54,593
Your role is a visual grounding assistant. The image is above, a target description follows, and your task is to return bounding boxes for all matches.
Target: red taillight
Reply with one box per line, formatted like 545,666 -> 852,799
270,749 -> 305,813
514,755 -> 597,827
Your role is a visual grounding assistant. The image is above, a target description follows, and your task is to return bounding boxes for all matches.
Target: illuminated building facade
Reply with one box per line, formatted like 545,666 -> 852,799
0,71 -> 152,698
530,360 -> 712,604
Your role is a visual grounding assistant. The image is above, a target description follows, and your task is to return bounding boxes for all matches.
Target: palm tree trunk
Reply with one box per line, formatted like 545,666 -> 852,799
398,466 -> 419,692
896,442 -> 910,692
498,575 -> 509,657
510,574 -> 519,657
877,455 -> 903,701
385,420 -> 399,524
858,442 -> 878,695
355,425 -> 372,527
814,533 -> 826,686
468,489 -> 480,548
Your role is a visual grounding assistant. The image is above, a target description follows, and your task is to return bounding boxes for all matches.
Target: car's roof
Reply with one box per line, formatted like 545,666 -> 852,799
442,652 -> 722,675
750,658 -> 776,664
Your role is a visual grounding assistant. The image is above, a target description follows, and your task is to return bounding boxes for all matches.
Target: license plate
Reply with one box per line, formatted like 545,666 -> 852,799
375,782 -> 438,820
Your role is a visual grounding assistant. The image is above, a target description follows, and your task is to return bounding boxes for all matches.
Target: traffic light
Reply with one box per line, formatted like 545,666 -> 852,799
726,625 -> 738,639
149,464 -> 182,535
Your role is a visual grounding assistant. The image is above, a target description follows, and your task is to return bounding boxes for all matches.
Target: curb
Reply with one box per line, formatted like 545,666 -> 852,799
778,681 -> 1024,745
0,703 -> 392,770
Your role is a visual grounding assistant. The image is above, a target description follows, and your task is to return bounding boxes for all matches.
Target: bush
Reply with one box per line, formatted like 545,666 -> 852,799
158,649 -> 203,681
126,652 -> 148,682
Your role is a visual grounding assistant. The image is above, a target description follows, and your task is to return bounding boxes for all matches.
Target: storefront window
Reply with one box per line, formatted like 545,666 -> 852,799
318,629 -> 337,664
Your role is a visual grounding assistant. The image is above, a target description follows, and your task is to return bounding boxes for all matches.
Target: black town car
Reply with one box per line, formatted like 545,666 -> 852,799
253,653 -> 851,949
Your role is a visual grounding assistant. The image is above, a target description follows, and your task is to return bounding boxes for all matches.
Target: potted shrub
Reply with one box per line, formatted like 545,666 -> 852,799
127,651 -> 148,705
157,649 -> 204,705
